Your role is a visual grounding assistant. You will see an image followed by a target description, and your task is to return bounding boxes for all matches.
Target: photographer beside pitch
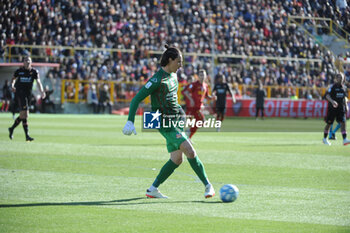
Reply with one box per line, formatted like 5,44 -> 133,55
322,72 -> 350,146
8,56 -> 46,141
122,45 -> 215,199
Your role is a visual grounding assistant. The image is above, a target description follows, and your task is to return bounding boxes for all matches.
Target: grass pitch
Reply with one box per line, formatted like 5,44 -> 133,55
0,114 -> 349,233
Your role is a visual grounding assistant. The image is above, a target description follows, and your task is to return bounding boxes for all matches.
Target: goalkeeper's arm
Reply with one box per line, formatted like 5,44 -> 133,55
127,79 -> 159,123
123,79 -> 159,135
127,88 -> 151,123
123,88 -> 150,135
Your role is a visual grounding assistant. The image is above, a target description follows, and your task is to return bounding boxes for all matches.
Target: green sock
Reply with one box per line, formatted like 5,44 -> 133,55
152,159 -> 179,187
187,156 -> 209,186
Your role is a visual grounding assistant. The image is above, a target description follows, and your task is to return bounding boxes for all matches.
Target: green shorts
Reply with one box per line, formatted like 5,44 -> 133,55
159,127 -> 188,153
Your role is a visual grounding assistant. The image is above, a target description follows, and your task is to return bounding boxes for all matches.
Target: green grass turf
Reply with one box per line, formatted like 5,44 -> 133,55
0,114 -> 349,233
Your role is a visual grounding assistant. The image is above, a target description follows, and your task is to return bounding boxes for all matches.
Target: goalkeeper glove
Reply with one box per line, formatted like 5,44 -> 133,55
122,121 -> 137,135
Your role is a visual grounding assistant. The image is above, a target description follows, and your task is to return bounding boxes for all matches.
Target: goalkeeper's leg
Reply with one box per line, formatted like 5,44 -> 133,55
146,151 -> 183,198
180,140 -> 215,198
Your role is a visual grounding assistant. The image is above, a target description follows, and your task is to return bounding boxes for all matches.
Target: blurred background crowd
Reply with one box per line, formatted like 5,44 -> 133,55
1,0 -> 350,102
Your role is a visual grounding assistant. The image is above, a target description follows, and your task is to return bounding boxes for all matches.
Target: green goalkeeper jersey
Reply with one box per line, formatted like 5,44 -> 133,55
128,68 -> 181,123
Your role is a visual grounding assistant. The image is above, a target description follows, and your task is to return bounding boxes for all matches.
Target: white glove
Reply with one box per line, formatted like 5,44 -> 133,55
122,121 -> 137,135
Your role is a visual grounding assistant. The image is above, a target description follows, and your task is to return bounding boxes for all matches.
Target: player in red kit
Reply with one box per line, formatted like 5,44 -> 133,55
183,69 -> 212,138
181,75 -> 194,114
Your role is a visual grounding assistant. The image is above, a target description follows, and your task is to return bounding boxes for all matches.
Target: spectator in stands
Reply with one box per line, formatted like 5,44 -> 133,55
87,84 -> 98,113
2,0 -> 349,97
66,81 -> 75,100
336,0 -> 348,14
98,84 -> 112,114
232,83 -> 242,99
1,80 -> 12,112
41,85 -> 55,113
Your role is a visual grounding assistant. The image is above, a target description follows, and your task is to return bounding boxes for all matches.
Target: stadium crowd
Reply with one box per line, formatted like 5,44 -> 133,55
1,0 -> 350,99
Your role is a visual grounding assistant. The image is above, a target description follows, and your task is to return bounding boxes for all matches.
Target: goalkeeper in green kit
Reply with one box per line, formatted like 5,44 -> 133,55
123,45 -> 215,199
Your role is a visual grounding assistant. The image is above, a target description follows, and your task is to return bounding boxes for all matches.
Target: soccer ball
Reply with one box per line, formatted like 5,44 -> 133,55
220,184 -> 239,203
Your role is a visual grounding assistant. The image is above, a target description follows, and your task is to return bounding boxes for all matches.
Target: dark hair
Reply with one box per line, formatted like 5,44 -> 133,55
160,45 -> 181,67
335,73 -> 343,79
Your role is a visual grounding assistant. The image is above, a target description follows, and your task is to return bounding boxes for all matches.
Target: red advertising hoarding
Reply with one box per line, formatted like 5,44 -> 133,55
225,98 -> 350,118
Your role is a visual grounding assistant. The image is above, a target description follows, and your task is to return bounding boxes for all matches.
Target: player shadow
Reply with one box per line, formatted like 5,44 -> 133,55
253,143 -> 311,147
0,197 -> 144,208
90,144 -> 164,147
116,143 -> 164,147
190,200 -> 222,204
0,198 -> 221,208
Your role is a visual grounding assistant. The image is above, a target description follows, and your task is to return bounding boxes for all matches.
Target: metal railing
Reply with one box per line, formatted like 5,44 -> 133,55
3,44 -> 322,64
60,79 -> 340,105
288,15 -> 350,46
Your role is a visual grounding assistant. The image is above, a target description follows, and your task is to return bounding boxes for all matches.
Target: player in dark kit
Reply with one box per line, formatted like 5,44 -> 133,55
8,57 -> 46,141
322,73 -> 350,146
212,74 -> 235,131
255,80 -> 266,120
